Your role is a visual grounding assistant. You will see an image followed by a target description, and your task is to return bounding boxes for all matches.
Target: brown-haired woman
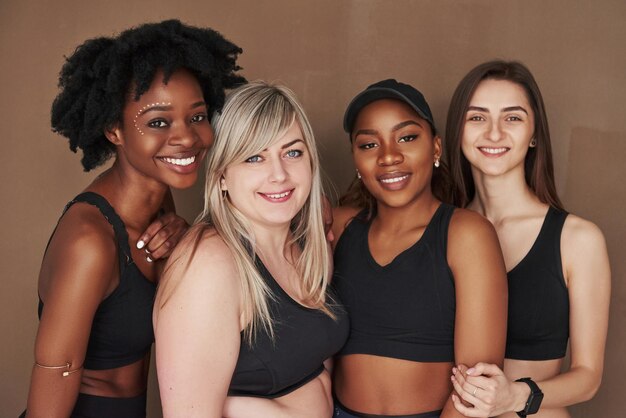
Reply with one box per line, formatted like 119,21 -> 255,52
446,60 -> 610,418
331,79 -> 508,417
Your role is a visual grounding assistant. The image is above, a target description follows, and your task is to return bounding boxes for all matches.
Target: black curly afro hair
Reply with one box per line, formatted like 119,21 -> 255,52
51,19 -> 245,171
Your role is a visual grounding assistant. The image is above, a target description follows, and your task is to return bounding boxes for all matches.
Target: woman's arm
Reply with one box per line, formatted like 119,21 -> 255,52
442,209 -> 508,418
451,215 -> 611,416
154,230 -> 242,418
25,207 -> 117,417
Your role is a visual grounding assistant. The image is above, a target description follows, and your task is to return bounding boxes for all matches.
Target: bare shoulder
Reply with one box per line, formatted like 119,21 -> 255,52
331,205 -> 361,247
447,208 -> 503,272
44,204 -> 118,278
174,224 -> 233,264
561,213 -> 609,282
53,201 -> 118,251
562,213 -> 607,250
449,207 -> 498,241
156,224 -> 240,312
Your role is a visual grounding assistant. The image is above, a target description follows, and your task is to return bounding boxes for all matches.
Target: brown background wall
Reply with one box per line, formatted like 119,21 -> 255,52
1,0 -> 624,416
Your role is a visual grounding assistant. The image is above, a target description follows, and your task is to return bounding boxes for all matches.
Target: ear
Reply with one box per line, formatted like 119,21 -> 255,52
104,124 -> 124,146
220,177 -> 228,191
433,135 -> 443,160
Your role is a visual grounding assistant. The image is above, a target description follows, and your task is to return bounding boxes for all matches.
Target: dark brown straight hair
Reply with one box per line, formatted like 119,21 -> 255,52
444,60 -> 564,210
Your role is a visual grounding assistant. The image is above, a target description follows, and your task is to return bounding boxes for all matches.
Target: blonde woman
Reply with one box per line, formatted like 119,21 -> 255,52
154,82 -> 348,418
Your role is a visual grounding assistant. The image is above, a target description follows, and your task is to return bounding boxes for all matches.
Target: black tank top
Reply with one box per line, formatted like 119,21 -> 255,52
506,206 -> 569,360
228,258 -> 349,398
333,203 -> 456,363
38,192 -> 156,370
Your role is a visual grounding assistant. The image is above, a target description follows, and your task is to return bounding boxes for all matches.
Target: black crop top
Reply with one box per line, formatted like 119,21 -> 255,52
506,206 -> 569,360
228,258 -> 349,398
333,203 -> 456,363
38,192 -> 156,370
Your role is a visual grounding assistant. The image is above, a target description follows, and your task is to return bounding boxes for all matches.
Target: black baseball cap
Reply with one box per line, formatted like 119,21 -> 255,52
343,79 -> 436,135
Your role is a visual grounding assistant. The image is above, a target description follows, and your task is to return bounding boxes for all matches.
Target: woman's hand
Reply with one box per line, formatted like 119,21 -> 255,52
451,363 -> 528,417
136,212 -> 189,261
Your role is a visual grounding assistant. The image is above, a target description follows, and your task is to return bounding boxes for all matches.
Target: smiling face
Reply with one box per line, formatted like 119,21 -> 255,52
351,99 -> 441,210
108,68 -> 213,189
222,122 -> 312,231
461,79 -> 535,179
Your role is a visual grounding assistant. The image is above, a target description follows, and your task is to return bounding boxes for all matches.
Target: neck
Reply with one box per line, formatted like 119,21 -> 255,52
469,166 -> 540,223
374,193 -> 440,234
252,223 -> 294,264
90,161 -> 168,231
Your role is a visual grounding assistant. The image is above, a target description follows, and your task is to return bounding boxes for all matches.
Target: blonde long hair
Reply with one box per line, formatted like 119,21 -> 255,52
159,81 -> 332,344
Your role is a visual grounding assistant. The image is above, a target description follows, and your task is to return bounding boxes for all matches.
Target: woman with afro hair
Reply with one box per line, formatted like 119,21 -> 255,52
22,20 -> 244,418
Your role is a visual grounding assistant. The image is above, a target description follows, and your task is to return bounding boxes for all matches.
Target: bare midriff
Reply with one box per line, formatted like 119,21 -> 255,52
334,354 -> 452,415
500,357 -> 568,418
79,355 -> 150,398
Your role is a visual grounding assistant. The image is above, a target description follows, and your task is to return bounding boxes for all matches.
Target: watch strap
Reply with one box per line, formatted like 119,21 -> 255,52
515,377 -> 543,417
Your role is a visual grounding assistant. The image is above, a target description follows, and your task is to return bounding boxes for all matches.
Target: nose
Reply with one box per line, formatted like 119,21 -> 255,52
268,157 -> 288,183
377,142 -> 404,166
486,119 -> 503,142
169,121 -> 200,148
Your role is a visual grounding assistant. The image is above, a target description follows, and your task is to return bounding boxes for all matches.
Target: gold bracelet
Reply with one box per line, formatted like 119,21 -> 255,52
34,361 -> 83,377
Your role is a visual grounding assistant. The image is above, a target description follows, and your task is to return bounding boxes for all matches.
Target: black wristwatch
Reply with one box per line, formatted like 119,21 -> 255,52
515,377 -> 543,417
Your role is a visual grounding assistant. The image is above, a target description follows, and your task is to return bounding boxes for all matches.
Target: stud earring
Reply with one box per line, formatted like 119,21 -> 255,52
356,170 -> 361,179
530,138 -> 537,148
434,158 -> 440,168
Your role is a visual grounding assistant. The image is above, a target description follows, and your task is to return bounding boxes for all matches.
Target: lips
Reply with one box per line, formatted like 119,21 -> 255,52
160,155 -> 196,166
258,189 -> 294,202
156,150 -> 204,174
377,172 -> 411,190
478,146 -> 510,156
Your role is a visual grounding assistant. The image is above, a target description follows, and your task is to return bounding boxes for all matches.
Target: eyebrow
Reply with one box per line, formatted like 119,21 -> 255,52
259,139 -> 305,153
138,101 -> 206,117
280,139 -> 304,149
353,120 -> 422,138
467,105 -> 528,115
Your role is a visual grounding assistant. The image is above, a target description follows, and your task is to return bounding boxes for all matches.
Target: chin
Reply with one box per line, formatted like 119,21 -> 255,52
168,175 -> 198,190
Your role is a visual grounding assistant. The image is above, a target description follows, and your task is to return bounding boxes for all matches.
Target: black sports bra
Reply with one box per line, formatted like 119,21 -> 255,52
228,258 -> 349,398
506,206 -> 569,360
38,192 -> 156,370
333,203 -> 456,363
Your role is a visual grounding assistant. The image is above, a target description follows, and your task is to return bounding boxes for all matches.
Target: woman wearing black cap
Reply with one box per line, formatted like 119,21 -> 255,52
446,61 -> 610,418
330,79 -> 508,417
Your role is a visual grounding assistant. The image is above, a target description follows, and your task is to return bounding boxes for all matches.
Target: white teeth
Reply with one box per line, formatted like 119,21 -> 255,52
162,155 -> 196,166
265,190 -> 291,199
380,174 -> 409,184
480,147 -> 508,154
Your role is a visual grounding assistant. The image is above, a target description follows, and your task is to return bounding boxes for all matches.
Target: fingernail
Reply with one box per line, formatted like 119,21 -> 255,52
452,394 -> 458,402
452,367 -> 458,374
467,368 -> 475,375
147,256 -> 153,263
145,248 -> 151,254
137,240 -> 145,249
